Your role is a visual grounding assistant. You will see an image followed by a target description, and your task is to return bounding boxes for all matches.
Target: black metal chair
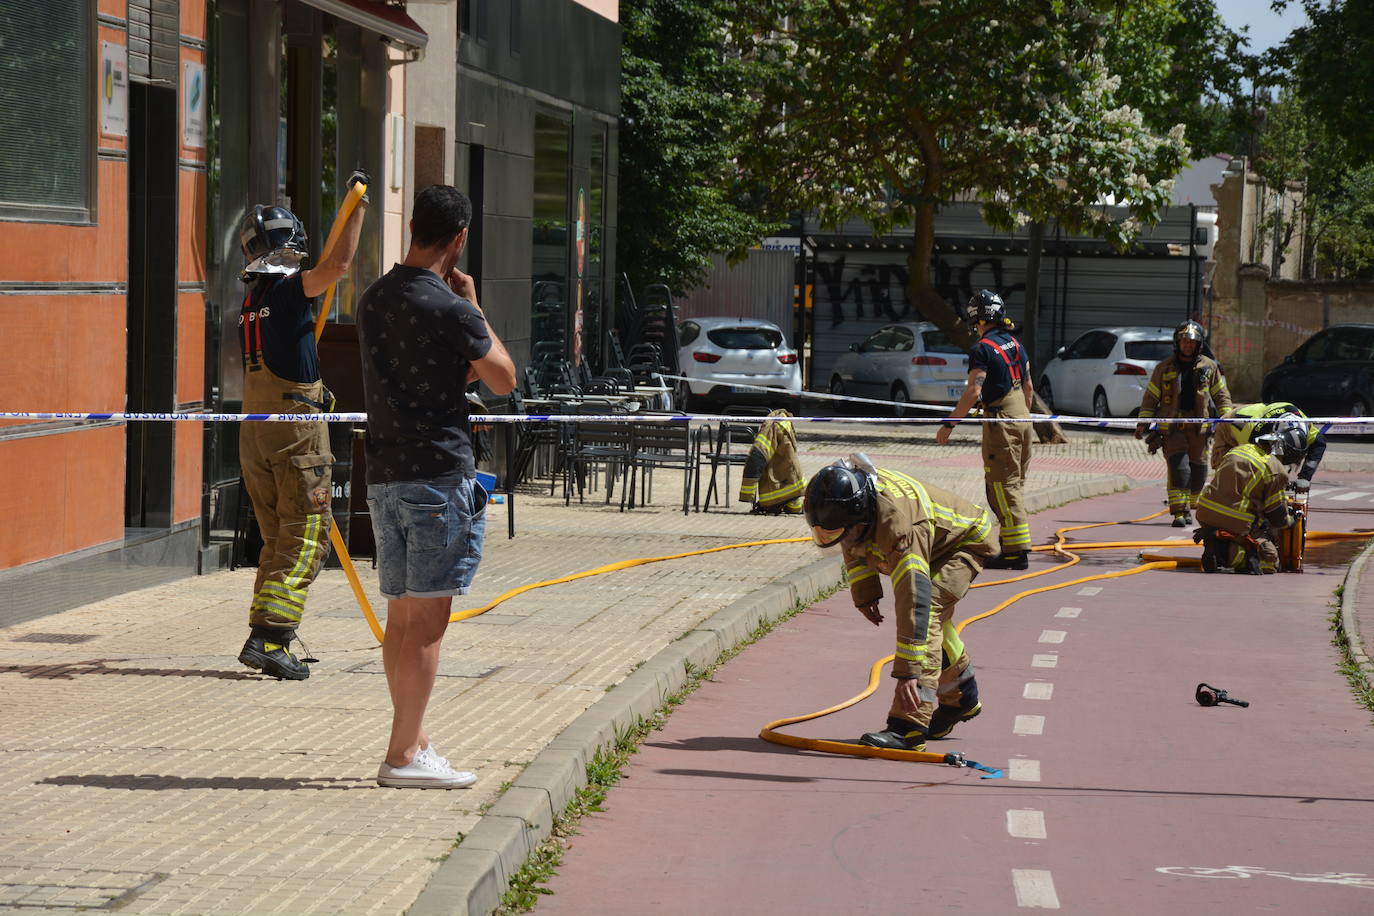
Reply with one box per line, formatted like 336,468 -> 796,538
700,421 -> 761,511
563,420 -> 635,509
629,419 -> 700,514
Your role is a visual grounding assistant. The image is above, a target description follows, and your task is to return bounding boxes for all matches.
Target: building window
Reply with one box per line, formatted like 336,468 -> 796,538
531,112 -> 571,366
0,0 -> 93,222
510,0 -> 521,56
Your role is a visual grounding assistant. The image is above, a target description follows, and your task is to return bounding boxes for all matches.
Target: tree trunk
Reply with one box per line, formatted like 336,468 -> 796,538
1022,221 -> 1065,443
907,218 -> 1065,444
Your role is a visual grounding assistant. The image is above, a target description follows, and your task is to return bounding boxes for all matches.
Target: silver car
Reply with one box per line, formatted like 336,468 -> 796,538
828,322 -> 970,412
1038,326 -> 1174,418
675,317 -> 803,408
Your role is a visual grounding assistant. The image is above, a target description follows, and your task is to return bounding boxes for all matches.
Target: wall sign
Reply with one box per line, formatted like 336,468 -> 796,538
100,42 -> 128,138
182,61 -> 206,148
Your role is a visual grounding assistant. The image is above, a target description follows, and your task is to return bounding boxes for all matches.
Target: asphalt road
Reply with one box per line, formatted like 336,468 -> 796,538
535,481 -> 1374,915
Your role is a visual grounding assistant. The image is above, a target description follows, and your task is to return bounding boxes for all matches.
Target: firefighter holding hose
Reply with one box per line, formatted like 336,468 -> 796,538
235,170 -> 369,679
804,455 -> 995,751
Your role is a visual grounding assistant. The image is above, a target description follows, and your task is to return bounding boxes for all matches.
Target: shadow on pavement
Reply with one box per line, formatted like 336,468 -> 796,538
38,774 -> 371,791
983,782 -> 1374,805
0,660 -> 259,681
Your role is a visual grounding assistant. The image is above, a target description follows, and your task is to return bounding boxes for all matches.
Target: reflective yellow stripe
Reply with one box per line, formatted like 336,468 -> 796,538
891,553 -> 929,586
739,481 -> 758,498
895,639 -> 925,662
847,565 -> 877,585
1198,494 -> 1252,523
877,469 -> 936,544
283,514 -> 324,589
760,479 -> 805,501
754,434 -> 775,458
260,581 -> 306,607
1146,381 -> 1161,397
251,596 -> 303,621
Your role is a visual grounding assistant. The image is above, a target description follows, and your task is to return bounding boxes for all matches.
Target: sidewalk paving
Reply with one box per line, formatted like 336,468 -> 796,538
0,424 -> 1369,914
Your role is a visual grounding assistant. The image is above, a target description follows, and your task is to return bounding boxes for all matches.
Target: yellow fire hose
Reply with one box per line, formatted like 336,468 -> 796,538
757,508 -> 1374,771
309,181 -> 386,643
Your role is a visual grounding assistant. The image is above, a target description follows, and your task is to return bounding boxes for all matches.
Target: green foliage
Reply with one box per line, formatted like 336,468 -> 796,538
618,0 -> 782,295
1313,164 -> 1374,279
1279,0 -> 1374,170
730,0 -> 1188,340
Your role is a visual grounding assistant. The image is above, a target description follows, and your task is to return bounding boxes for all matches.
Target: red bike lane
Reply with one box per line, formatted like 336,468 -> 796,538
536,481 -> 1374,915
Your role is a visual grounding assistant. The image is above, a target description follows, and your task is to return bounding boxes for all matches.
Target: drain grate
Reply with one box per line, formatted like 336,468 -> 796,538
13,633 -> 98,644
0,867 -> 164,909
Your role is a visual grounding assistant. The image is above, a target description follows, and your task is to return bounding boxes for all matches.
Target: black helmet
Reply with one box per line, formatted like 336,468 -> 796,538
239,204 -> 308,278
966,289 -> 1006,325
1173,320 -> 1205,362
1255,412 -> 1308,465
803,458 -> 877,547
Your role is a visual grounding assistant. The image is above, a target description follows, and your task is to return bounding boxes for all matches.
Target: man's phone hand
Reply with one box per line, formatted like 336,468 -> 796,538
447,267 -> 478,304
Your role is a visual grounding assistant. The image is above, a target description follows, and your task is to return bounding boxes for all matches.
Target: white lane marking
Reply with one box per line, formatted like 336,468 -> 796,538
1009,759 -> 1041,782
1013,715 -> 1045,735
1077,586 -> 1102,596
1056,607 -> 1081,618
1306,487 -> 1333,498
1032,654 -> 1058,668
1330,490 -> 1366,502
1039,630 -> 1066,644
1156,865 -> 1374,887
1007,809 -> 1047,839
1023,682 -> 1054,700
1012,869 -> 1061,908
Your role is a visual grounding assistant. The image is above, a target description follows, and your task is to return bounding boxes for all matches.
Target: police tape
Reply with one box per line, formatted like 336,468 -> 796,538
4,410 -> 1373,428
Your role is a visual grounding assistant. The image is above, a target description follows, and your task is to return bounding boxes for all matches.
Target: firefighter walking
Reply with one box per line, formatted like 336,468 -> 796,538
804,455 -> 996,751
738,408 -> 804,514
936,290 -> 1033,569
236,174 -> 368,679
1194,415 -> 1306,574
1136,320 -> 1233,527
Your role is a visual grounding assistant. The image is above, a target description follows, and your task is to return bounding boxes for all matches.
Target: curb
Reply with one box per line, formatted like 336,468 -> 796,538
408,471 -> 1132,916
1338,537 -> 1374,685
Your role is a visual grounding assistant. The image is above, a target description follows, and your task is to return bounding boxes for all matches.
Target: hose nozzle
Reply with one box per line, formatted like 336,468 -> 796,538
1196,682 -> 1249,707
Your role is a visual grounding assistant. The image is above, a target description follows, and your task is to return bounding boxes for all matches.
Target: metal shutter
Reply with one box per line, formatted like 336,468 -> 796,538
128,0 -> 179,84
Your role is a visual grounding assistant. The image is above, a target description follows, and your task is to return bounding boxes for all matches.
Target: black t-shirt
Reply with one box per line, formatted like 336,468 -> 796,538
239,273 -> 320,383
357,265 -> 493,484
969,327 -> 1028,405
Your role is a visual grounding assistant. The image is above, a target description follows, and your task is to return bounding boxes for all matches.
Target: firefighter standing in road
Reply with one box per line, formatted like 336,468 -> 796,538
1194,416 -> 1305,575
1211,401 -> 1327,497
236,173 -> 369,680
738,408 -> 804,514
1136,320 -> 1233,527
804,455 -> 996,750
936,290 -> 1034,569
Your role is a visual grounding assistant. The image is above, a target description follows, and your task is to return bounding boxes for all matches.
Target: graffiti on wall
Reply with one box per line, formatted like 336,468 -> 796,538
813,252 -> 1027,327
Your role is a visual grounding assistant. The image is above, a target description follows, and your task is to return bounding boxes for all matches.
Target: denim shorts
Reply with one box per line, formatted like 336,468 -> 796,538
367,478 -> 488,599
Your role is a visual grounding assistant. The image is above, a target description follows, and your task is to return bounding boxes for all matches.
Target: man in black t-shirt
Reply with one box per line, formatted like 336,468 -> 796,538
236,177 -> 368,681
935,290 -> 1035,569
357,185 -> 516,789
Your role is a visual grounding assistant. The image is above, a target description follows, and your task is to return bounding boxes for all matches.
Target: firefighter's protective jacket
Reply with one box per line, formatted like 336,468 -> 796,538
738,409 -> 804,508
1196,443 -> 1291,534
840,469 -> 996,678
1138,354 -> 1233,423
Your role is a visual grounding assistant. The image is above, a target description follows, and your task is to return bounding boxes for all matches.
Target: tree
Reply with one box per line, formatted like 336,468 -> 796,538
730,1 -> 1189,351
1278,0 -> 1374,169
617,0 -> 780,295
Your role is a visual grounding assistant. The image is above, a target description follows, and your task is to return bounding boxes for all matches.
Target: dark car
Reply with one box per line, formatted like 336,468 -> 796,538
1262,323 -> 1374,418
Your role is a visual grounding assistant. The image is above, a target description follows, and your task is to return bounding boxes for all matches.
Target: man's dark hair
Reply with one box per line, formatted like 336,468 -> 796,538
411,185 -> 472,248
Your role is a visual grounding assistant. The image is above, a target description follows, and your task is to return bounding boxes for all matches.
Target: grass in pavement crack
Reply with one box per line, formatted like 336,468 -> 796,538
493,580 -> 843,914
1329,590 -> 1374,721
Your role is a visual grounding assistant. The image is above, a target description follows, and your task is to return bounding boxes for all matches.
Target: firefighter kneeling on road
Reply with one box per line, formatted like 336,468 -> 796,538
1194,415 -> 1307,575
1136,320 -> 1233,527
804,455 -> 996,751
738,408 -> 804,514
1211,402 -> 1327,504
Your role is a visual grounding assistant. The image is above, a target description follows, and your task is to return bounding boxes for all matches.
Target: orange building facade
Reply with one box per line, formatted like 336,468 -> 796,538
0,0 -> 210,620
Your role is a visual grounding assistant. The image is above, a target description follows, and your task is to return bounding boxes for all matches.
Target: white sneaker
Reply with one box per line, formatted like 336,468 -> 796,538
418,743 -> 449,769
377,752 -> 477,789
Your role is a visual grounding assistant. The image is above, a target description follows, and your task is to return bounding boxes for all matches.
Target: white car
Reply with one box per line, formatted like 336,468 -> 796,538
675,317 -> 803,409
1038,326 -> 1174,418
827,322 -> 970,413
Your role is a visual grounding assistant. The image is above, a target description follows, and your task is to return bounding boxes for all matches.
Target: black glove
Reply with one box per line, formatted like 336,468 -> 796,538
346,168 -> 372,201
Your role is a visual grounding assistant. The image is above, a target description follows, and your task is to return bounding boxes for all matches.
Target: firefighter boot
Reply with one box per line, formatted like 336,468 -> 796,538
239,626 -> 311,680
859,717 -> 927,752
1194,526 -> 1220,574
928,701 -> 983,739
1235,550 -> 1263,576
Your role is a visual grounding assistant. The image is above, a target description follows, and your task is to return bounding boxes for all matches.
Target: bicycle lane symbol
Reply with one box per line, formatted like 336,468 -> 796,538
1157,866 -> 1374,889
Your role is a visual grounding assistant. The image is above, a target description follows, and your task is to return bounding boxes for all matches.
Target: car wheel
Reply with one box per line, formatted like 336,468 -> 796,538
1092,388 -> 1111,418
1039,377 -> 1055,413
675,380 -> 697,412
891,383 -> 911,418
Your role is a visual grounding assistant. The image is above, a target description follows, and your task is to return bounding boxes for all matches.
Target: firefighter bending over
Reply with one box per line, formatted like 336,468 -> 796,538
1194,415 -> 1306,575
236,173 -> 368,679
1211,401 -> 1327,501
804,455 -> 996,751
936,290 -> 1034,569
1136,320 -> 1233,527
738,408 -> 804,514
